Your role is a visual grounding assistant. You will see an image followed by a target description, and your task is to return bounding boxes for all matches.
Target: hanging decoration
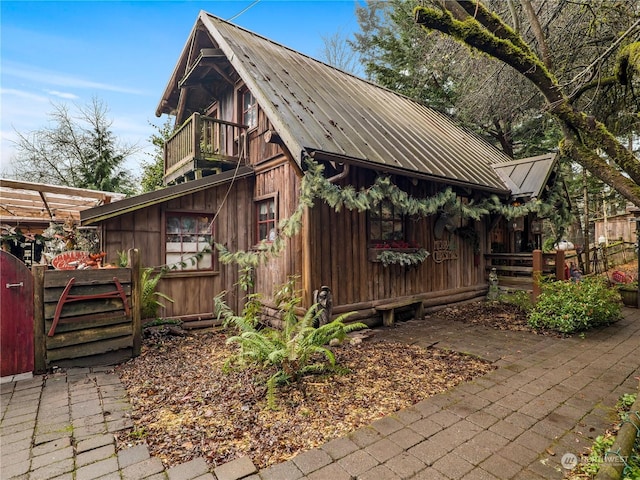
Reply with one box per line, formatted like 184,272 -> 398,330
217,157 -> 570,287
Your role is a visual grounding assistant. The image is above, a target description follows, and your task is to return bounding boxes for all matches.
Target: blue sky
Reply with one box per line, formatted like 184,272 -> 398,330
0,0 -> 362,178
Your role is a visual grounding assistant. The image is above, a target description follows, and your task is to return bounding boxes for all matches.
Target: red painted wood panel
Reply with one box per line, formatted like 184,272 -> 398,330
1,251 -> 34,376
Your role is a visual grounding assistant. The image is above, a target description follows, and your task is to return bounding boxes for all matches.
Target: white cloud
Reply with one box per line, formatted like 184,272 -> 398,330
44,89 -> 79,100
3,61 -> 148,96
0,88 -> 49,103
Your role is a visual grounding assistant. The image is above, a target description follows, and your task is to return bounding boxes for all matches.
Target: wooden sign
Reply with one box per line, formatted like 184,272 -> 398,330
432,240 -> 458,263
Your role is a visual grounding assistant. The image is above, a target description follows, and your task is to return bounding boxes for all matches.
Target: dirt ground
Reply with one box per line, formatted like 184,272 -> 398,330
115,316 -> 497,469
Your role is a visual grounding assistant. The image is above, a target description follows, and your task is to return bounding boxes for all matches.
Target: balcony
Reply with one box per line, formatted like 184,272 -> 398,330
164,113 -> 248,185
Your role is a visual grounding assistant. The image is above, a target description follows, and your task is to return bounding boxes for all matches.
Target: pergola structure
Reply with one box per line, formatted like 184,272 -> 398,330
0,179 -> 126,227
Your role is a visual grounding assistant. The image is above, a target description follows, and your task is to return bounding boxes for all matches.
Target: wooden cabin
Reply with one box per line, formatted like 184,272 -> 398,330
81,12 -> 559,325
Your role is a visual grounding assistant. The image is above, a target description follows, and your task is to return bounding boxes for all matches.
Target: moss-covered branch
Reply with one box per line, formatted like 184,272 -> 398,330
616,41 -> 640,85
414,5 -> 563,105
414,2 -> 640,207
560,136 -> 640,206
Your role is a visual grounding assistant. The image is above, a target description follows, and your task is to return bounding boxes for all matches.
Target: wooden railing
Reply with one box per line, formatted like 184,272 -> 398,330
485,251 -> 564,293
164,113 -> 248,182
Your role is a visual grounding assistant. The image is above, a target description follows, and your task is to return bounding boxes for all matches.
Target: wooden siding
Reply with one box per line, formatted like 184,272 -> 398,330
305,166 -> 486,312
101,176 -> 254,317
253,158 -> 303,304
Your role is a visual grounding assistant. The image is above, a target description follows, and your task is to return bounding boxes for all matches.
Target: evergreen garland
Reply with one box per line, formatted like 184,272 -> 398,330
377,248 -> 431,267
217,157 -> 570,288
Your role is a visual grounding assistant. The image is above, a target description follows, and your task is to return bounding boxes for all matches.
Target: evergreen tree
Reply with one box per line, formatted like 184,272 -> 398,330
140,117 -> 174,192
10,97 -> 138,195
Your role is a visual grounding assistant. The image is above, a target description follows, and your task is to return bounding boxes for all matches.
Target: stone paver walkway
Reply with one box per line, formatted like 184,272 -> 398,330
2,308 -> 639,480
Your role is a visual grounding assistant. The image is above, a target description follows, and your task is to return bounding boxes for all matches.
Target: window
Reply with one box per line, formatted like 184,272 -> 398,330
256,197 -> 277,243
241,89 -> 257,129
165,213 -> 213,271
369,201 -> 405,245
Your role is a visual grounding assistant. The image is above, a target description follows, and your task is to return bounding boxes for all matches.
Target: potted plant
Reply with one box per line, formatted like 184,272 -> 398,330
617,282 -> 638,308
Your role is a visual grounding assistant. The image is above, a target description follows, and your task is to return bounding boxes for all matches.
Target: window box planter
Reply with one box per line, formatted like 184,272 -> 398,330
368,248 -> 419,263
368,247 -> 430,267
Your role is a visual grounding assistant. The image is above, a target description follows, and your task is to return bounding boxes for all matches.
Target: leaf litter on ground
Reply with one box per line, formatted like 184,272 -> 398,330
115,326 -> 494,469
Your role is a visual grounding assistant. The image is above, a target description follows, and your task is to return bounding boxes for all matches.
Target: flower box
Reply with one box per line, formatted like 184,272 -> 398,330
368,248 -> 418,263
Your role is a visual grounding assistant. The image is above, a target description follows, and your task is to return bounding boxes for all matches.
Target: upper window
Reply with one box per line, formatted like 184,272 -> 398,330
369,201 -> 405,245
241,90 -> 257,129
165,213 -> 213,271
256,197 -> 277,243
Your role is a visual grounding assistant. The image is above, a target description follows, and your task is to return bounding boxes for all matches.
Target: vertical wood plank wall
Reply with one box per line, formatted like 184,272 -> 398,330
305,166 -> 485,310
102,176 -> 254,316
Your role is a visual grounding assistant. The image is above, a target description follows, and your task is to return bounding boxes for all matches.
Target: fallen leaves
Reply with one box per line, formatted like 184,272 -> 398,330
115,328 -> 494,469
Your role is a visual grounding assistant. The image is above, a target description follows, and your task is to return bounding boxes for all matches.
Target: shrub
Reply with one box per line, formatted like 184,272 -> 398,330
528,277 -> 621,334
216,278 -> 367,409
497,290 -> 533,313
140,268 -> 174,320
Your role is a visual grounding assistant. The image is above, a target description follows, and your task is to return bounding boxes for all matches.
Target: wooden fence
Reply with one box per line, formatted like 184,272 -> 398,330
33,249 -> 141,372
485,250 -> 565,295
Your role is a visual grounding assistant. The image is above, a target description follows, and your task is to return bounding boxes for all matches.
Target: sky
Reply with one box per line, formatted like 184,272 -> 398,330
0,0 -> 362,179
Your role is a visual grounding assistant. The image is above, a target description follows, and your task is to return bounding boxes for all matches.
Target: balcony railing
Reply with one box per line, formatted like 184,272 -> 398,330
164,113 -> 248,184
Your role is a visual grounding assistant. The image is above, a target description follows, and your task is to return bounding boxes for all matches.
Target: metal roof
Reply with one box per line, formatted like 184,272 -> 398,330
0,179 -> 126,224
492,153 -> 557,200
81,166 -> 254,225
158,12 -> 514,194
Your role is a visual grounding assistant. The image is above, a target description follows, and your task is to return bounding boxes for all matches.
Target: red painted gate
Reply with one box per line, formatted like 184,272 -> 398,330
1,251 -> 34,377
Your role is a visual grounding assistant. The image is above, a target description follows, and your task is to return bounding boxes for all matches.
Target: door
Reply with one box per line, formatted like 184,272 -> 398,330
1,251 -> 34,376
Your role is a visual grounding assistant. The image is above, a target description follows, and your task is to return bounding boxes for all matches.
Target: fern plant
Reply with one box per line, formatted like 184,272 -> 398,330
140,268 -> 174,320
218,278 -> 367,409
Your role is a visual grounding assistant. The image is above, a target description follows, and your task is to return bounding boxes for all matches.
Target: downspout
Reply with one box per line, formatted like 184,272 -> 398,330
327,163 -> 350,183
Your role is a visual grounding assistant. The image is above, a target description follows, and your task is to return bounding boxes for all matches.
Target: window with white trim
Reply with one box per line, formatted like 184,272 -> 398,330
165,213 -> 213,270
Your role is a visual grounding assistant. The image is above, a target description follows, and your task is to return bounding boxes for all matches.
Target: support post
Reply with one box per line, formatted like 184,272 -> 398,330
32,265 -> 46,374
128,249 -> 142,357
555,249 -> 566,280
532,249 -> 542,303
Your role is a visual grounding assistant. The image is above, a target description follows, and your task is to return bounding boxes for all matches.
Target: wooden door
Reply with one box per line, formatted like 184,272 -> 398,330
1,251 -> 34,376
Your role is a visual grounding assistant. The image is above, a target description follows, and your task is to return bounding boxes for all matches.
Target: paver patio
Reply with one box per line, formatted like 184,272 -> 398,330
2,307 -> 639,479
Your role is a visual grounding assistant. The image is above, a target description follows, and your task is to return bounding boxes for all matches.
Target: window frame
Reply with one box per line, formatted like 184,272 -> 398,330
367,200 -> 407,247
163,211 -> 216,274
239,87 -> 257,130
254,194 -> 278,244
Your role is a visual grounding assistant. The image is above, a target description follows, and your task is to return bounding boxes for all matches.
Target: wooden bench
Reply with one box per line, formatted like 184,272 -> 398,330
375,299 -> 424,327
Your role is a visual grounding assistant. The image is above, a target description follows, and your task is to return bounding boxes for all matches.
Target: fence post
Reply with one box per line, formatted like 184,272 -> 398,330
555,250 -> 566,280
32,265 -> 47,373
128,249 -> 142,357
532,249 -> 542,303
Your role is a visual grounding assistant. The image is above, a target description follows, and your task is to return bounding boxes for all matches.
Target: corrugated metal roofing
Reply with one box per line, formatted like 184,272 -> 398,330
81,167 -> 254,225
163,12 -> 514,194
492,153 -> 557,199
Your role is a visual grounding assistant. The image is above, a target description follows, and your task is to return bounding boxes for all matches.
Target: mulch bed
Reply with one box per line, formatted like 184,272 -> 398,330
115,327 -> 494,469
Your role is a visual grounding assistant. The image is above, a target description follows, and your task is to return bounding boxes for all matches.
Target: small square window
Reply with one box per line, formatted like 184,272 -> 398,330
165,213 -> 213,271
256,197 -> 277,243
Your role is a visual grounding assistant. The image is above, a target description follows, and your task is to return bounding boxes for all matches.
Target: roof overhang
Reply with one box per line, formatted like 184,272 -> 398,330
308,150 -> 511,196
81,166 -> 254,225
492,153 -> 558,200
0,179 -> 126,224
